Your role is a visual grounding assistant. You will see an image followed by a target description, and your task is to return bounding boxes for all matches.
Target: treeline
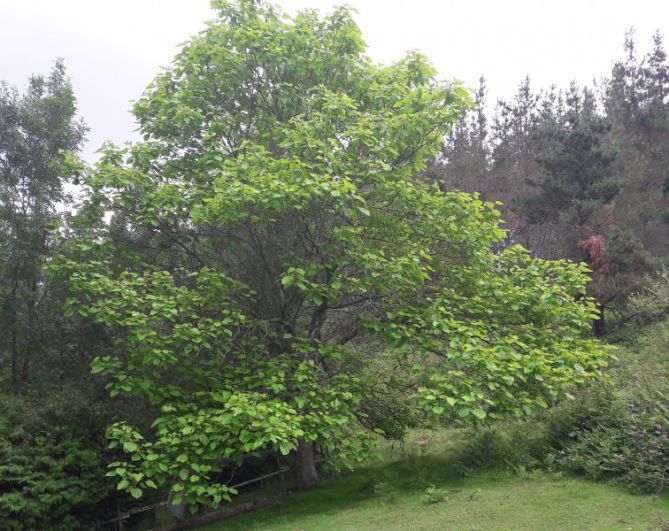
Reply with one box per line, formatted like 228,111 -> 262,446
0,6 -> 666,528
432,30 -> 669,332
0,62 -> 121,527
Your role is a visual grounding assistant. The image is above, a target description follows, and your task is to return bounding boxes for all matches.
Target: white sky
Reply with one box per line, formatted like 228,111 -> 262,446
1,0 -> 668,161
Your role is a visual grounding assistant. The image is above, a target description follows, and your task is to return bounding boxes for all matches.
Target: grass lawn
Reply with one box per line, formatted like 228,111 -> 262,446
198,430 -> 669,531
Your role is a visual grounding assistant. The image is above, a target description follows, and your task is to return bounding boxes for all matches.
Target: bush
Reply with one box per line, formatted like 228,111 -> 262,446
373,481 -> 399,503
539,330 -> 669,495
455,421 -> 551,474
421,484 -> 454,505
0,398 -> 115,530
548,378 -> 669,494
555,419 -> 669,493
626,269 -> 669,325
544,386 -> 625,451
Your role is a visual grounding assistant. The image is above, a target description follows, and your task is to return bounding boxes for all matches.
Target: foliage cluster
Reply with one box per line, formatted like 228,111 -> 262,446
454,312 -> 669,495
550,383 -> 669,493
626,268 -> 669,324
0,397 -> 115,530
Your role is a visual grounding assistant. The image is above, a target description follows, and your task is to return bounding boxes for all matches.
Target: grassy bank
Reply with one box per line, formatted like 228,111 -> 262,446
198,430 -> 669,530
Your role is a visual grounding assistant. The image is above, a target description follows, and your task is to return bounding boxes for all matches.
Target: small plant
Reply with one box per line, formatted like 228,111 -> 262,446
421,484 -> 451,505
373,481 -> 398,503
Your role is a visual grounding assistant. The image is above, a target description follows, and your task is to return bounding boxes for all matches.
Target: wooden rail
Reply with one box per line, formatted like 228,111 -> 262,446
97,465 -> 293,528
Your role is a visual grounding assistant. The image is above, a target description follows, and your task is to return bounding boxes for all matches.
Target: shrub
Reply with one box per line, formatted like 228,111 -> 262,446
544,386 -> 625,451
455,421 -> 551,474
0,398 -> 114,530
373,481 -> 399,503
421,484 -> 454,505
626,269 -> 669,324
549,378 -> 669,494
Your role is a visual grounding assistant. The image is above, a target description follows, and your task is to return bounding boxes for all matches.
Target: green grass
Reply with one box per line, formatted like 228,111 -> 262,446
198,430 -> 669,530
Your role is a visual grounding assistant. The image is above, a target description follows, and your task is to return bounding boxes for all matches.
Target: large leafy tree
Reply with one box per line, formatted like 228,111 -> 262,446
0,60 -> 86,394
58,0 -> 609,511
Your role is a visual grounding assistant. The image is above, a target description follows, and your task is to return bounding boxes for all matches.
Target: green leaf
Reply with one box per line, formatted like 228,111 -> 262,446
278,441 -> 293,456
472,408 -> 487,420
123,442 -> 138,452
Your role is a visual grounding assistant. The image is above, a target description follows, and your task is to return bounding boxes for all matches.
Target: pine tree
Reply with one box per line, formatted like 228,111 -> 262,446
604,30 -> 669,257
437,76 -> 490,194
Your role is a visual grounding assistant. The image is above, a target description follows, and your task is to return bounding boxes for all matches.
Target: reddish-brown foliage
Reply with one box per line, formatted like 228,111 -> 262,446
579,231 -> 608,279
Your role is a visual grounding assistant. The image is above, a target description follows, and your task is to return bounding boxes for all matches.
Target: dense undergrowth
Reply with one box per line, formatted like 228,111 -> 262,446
456,314 -> 669,495
0,393 -> 118,530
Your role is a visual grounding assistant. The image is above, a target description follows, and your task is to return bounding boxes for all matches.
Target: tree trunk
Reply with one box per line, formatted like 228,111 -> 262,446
294,438 -> 318,489
592,303 -> 606,337
10,275 -> 20,396
11,325 -> 20,395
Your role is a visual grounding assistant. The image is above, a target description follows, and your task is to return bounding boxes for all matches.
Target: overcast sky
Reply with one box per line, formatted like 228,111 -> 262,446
1,0 -> 668,161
